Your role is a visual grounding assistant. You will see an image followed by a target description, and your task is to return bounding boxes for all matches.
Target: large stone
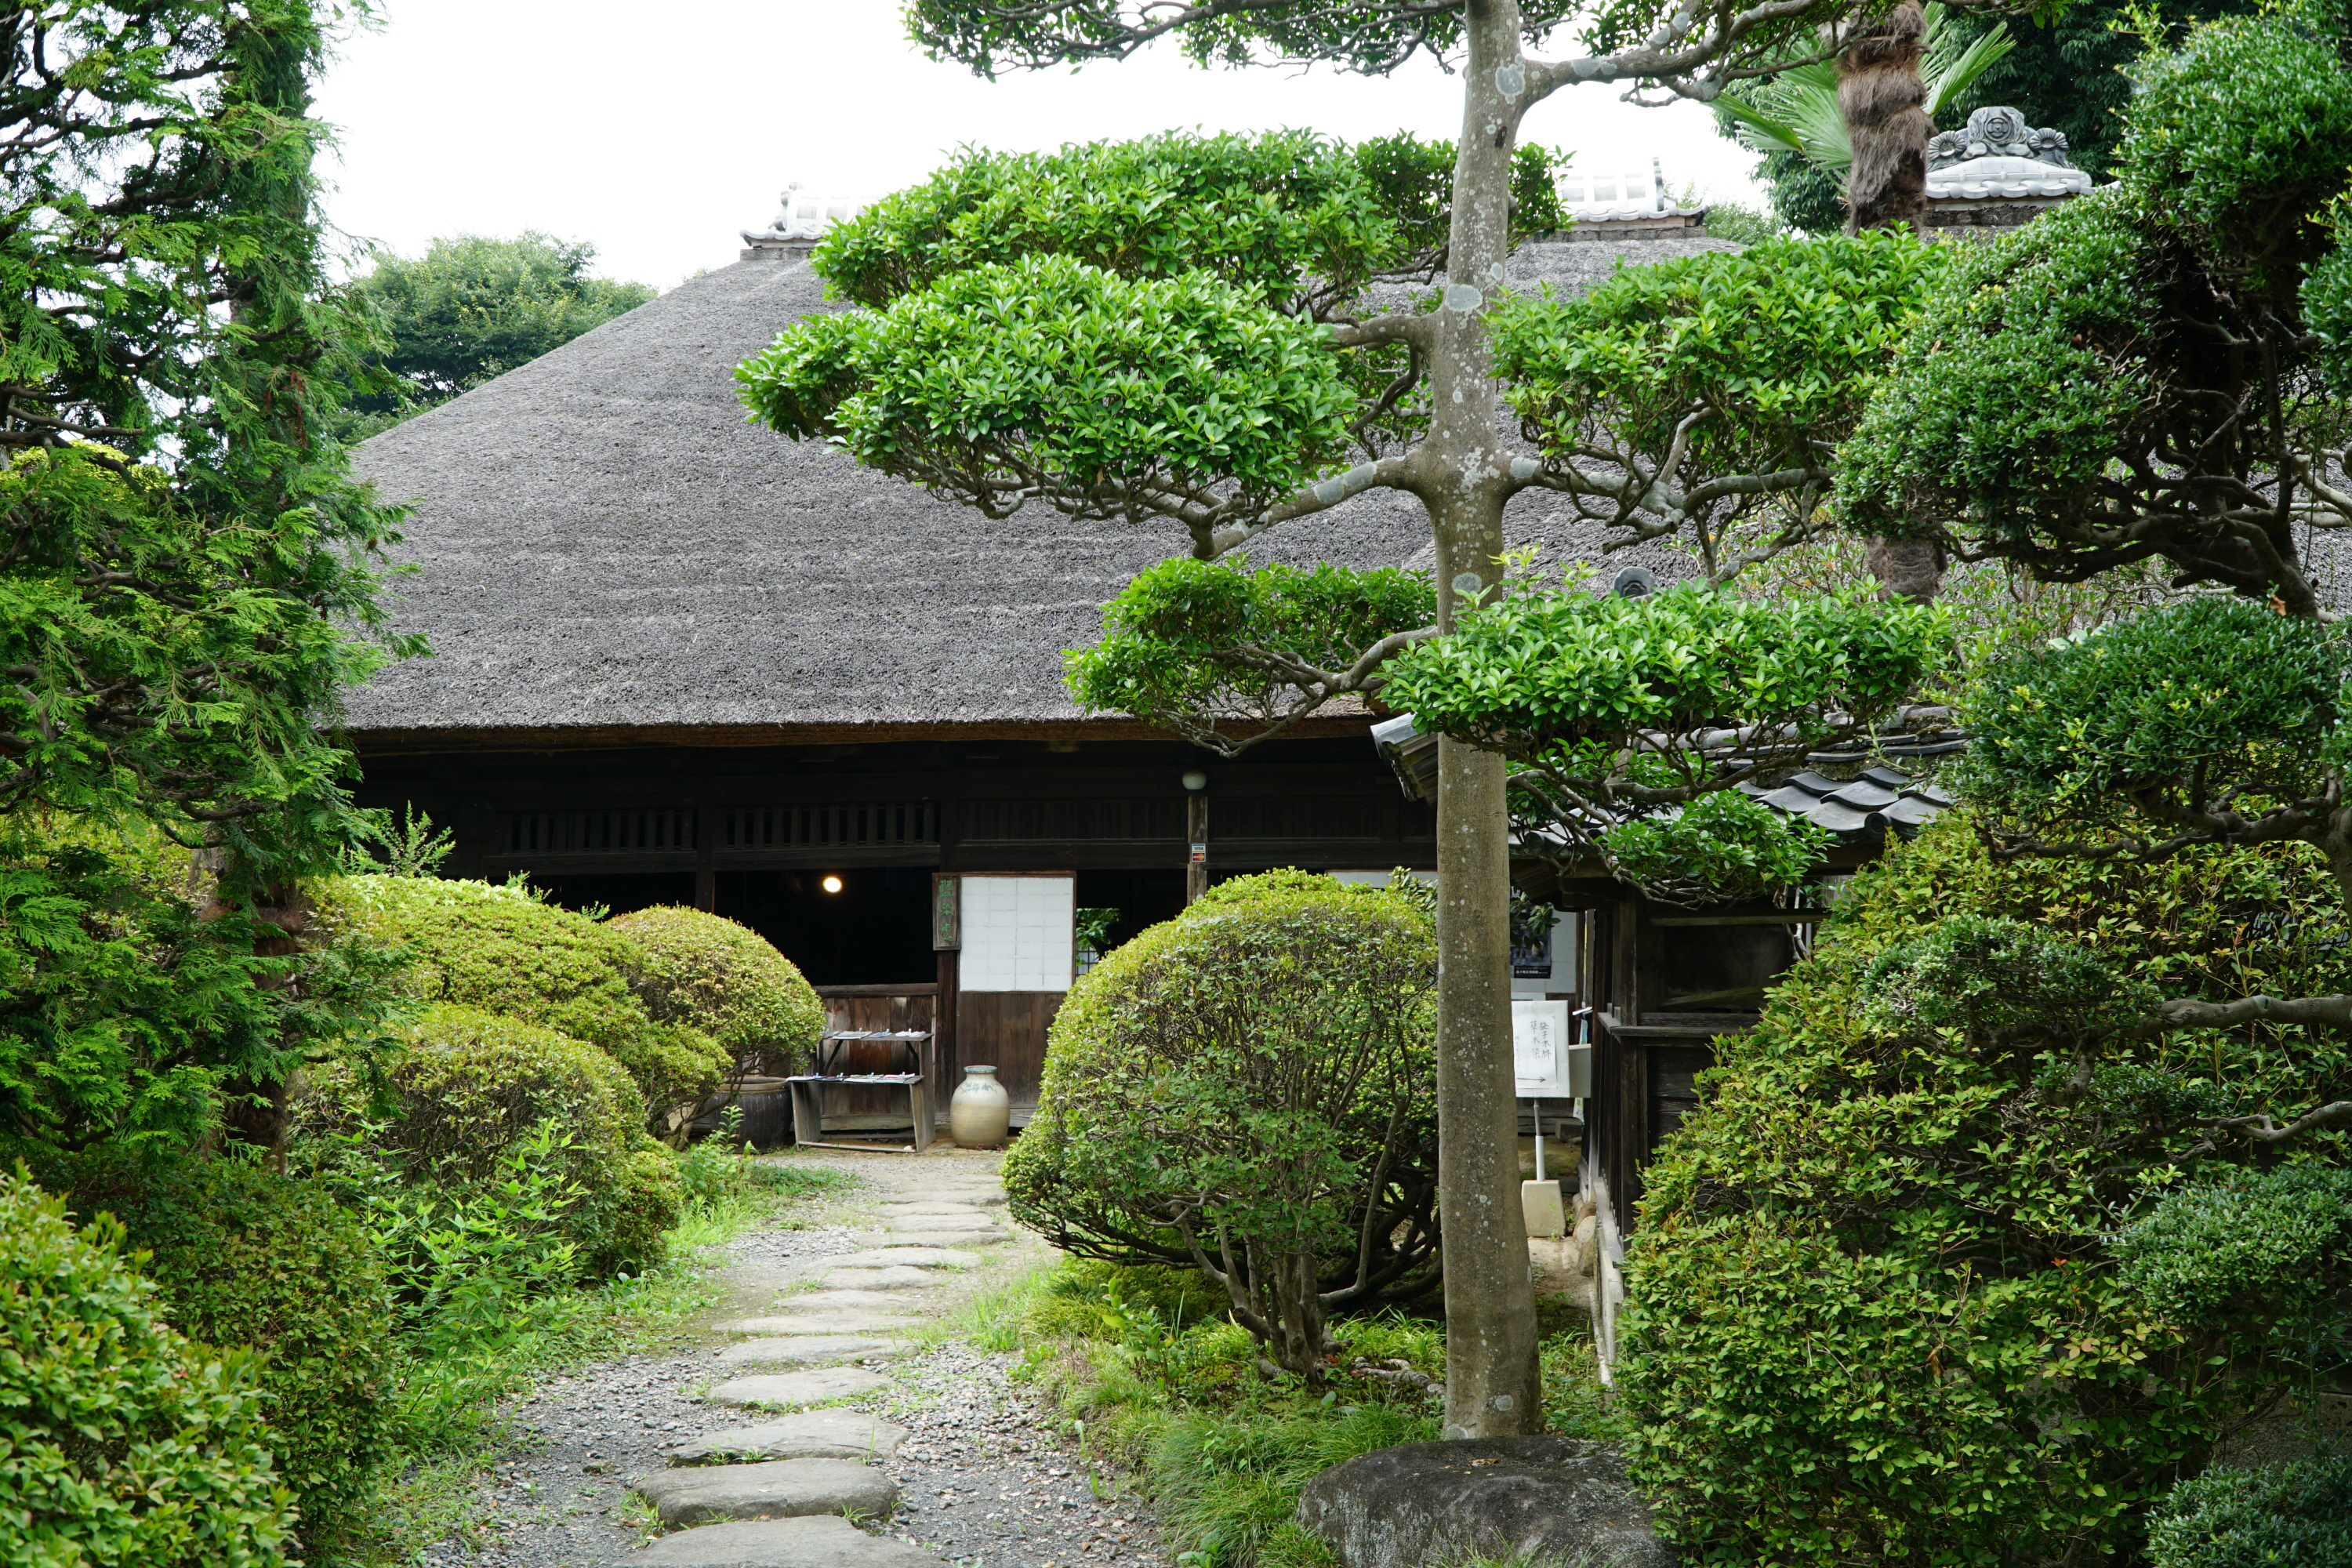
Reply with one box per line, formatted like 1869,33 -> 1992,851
774,1290 -> 925,1313
715,1314 -> 923,1338
820,1266 -> 948,1290
631,1457 -> 898,1528
665,1411 -> 909,1465
876,1200 -> 992,1216
883,1229 -> 1007,1248
706,1367 -> 890,1410
880,1211 -> 1000,1231
715,1337 -> 906,1368
630,1515 -> 940,1567
821,1247 -> 978,1270
890,1187 -> 1005,1207
1295,1437 -> 1674,1568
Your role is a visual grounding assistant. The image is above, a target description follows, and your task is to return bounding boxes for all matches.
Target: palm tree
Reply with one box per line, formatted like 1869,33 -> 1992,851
1715,4 -> 2013,194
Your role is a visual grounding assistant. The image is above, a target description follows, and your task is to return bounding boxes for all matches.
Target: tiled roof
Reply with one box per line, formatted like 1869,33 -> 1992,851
1738,766 -> 1955,841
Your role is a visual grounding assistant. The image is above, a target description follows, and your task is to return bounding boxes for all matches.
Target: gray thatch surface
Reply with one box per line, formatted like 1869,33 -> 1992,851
343,238 -> 1735,740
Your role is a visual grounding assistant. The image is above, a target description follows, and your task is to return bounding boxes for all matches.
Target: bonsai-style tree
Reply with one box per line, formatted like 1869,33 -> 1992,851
742,0 -> 1970,1431
1836,2 -> 2352,617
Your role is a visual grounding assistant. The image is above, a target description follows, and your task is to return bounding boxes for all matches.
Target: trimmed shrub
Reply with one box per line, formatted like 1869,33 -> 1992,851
67,1156 -> 396,1559
1617,814 -> 2352,1566
311,875 -> 729,1132
2148,1454 -> 2352,1568
1006,869 -> 1439,1377
296,1003 -> 676,1278
608,904 -> 825,1077
0,1167 -> 296,1567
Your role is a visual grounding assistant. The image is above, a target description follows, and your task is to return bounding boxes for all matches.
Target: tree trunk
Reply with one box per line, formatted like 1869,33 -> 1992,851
1839,0 -> 1930,234
1417,0 -> 1544,1440
1841,0 -> 1942,604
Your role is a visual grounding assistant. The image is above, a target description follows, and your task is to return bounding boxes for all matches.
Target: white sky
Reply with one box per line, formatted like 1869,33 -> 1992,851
312,2 -> 1768,291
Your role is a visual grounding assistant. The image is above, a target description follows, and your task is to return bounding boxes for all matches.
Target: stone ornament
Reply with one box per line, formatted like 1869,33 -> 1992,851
1926,107 -> 2092,200
743,181 -> 866,246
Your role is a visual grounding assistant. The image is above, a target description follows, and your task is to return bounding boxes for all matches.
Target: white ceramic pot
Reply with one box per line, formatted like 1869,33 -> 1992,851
948,1065 -> 1012,1149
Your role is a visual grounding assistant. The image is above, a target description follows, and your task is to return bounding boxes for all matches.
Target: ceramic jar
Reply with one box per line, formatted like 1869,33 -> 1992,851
949,1064 -> 1012,1149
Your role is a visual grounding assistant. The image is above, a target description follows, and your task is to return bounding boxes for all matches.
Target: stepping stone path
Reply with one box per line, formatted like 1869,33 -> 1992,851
457,1158 -> 1163,1566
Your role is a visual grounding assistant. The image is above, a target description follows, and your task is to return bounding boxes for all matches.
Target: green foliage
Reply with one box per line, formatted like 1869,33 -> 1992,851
1387,583 -> 1941,754
68,1156 -> 396,1559
1759,149 -> 1847,234
740,252 -> 1356,528
1067,556 -> 1433,745
2112,1166 -> 2352,1352
0,4 -> 415,879
1697,200 -> 1785,245
1618,813 -> 2352,1566
2147,1454 -> 2352,1568
1347,132 -> 1567,254
1958,597 -> 2350,844
297,1003 -> 673,1279
0,821 -> 405,1162
815,131 -> 1411,314
607,905 -> 825,1078
1599,791 -> 1834,904
0,1167 -> 296,1567
1149,1400 -> 1438,1568
345,232 -> 653,418
1007,871 -> 1439,1374
1835,7 -> 2352,608
1489,232 -> 1941,574
312,875 -> 728,1127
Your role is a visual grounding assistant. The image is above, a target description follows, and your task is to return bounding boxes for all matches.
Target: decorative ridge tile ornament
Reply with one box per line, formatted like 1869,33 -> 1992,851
1924,107 -> 2092,203
742,182 -> 869,260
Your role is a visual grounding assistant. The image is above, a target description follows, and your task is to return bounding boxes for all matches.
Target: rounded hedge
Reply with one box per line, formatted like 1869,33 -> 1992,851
298,1003 -> 676,1277
2147,1454 -> 2352,1568
1618,815 -> 2352,1566
0,1167 -> 296,1567
608,905 -> 825,1077
1006,869 -> 1439,1377
313,875 -> 728,1131
67,1157 -> 396,1560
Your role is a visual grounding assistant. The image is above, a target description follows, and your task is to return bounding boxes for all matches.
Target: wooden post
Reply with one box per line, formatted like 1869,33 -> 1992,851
693,807 -> 716,912
1185,792 -> 1209,904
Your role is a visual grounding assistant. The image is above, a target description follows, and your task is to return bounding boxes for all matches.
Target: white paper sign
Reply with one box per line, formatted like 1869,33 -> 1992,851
1513,1000 -> 1573,1098
957,875 -> 1075,993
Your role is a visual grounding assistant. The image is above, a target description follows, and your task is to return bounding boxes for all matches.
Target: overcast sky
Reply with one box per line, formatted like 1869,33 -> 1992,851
311,2 -> 1767,290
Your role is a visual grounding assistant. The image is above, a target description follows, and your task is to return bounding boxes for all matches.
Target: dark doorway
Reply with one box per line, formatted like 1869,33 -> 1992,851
1073,869 -> 1188,956
717,867 -> 933,985
527,870 -> 695,920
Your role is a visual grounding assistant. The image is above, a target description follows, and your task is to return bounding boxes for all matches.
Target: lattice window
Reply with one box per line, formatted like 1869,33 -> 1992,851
718,802 -> 939,849
507,809 -> 697,855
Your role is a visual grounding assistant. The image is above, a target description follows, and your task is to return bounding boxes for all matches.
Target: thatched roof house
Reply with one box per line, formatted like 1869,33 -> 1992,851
345,227 -> 1733,1122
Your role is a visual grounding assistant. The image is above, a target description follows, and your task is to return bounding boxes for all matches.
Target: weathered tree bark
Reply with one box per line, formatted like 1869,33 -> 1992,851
1418,0 -> 1544,1439
1839,0 -> 1930,233
1841,0 -> 1941,603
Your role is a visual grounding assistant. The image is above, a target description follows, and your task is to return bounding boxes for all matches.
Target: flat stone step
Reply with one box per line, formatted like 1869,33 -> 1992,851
630,1515 -> 941,1567
774,1290 -> 924,1314
632,1458 -> 898,1529
820,1266 -> 948,1290
665,1412 -> 908,1465
887,1189 -> 1006,1207
883,1229 -> 1007,1248
822,1247 -> 978,1270
877,1201 -> 992,1217
714,1315 -> 923,1338
715,1337 -> 907,1368
879,1212 -> 1000,1231
707,1367 -> 890,1410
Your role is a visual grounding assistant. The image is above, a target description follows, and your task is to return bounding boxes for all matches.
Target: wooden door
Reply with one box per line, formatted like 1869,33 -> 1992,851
954,873 -> 1073,1115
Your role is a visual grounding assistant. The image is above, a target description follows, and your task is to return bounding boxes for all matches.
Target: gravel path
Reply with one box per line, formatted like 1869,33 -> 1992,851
419,1150 -> 1169,1568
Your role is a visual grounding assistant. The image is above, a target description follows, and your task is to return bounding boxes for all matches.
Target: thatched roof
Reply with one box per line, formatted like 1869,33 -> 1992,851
341,237 -> 1739,747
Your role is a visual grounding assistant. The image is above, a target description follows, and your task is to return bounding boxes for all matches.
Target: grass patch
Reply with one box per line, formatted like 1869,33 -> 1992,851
985,1257 -> 1621,1568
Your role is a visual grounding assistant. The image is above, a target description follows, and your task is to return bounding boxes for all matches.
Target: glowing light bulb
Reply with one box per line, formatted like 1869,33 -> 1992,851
821,875 -> 843,894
